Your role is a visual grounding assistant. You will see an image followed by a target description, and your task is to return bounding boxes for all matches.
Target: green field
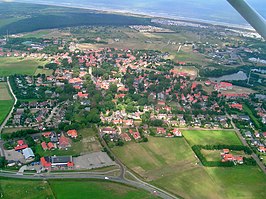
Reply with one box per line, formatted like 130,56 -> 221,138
34,68 -> 54,76
0,178 -> 54,199
0,82 -> 12,100
206,167 -> 266,199
0,178 -> 156,199
113,137 -> 195,179
0,57 -> 46,76
49,180 -> 156,199
0,82 -> 13,125
0,100 -> 13,125
182,130 -> 242,146
113,135 -> 266,199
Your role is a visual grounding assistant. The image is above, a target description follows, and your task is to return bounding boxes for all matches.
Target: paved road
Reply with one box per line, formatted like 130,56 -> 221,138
0,77 -> 17,134
0,170 -> 176,199
227,113 -> 266,174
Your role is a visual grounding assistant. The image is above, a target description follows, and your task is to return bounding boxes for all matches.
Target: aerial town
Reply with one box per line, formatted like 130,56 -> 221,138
0,2 -> 266,199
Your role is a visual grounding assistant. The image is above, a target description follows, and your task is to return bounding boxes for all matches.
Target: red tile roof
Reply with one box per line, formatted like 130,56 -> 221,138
67,130 -> 78,138
41,142 -> 48,150
17,140 -> 24,146
15,144 -> 28,151
47,142 -> 54,150
40,157 -> 51,168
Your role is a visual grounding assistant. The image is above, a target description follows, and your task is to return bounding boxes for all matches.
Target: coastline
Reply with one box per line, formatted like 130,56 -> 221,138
12,1 -> 255,31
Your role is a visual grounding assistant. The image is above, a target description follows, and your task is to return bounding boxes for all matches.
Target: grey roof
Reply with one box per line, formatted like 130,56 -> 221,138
51,156 -> 72,164
22,148 -> 35,159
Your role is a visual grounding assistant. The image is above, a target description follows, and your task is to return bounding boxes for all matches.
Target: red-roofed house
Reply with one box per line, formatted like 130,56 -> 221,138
40,157 -> 52,168
58,135 -> 71,149
47,142 -> 54,150
116,94 -> 126,99
258,146 -> 266,153
230,104 -> 243,111
67,130 -> 78,139
191,82 -> 197,90
17,140 -> 24,146
172,128 -> 182,137
69,78 -> 83,84
157,127 -> 166,135
77,92 -> 88,99
129,130 -> 141,140
67,162 -> 74,168
42,132 -> 52,138
215,82 -> 233,91
15,144 -> 28,151
120,133 -> 131,142
123,120 -> 133,126
41,142 -> 48,151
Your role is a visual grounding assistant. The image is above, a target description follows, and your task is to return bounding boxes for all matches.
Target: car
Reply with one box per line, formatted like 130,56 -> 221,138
104,177 -> 109,180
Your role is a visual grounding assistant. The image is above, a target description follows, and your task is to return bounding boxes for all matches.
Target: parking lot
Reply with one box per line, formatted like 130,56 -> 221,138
74,152 -> 116,170
5,149 -> 25,164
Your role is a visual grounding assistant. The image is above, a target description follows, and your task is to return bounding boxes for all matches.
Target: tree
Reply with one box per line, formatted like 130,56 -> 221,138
0,157 -> 7,168
109,83 -> 117,93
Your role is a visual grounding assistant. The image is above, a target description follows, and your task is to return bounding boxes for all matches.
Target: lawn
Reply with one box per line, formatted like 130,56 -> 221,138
0,178 -> 54,199
182,130 -> 242,146
0,178 -> 156,199
206,166 -> 266,199
49,180 -> 156,199
0,100 -> 13,125
0,57 -> 46,76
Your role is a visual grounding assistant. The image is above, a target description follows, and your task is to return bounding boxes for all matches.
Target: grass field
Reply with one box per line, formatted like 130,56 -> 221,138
0,178 -> 54,199
0,57 -> 46,76
113,135 -> 266,199
0,178 -> 156,199
182,130 -> 242,146
0,82 -> 12,100
0,100 -> 13,125
201,149 -> 221,161
0,82 -> 13,125
49,180 -> 156,199
113,137 -> 196,180
34,68 -> 54,76
206,167 -> 266,199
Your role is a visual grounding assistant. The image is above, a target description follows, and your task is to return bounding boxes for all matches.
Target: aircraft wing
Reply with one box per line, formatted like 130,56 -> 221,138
227,0 -> 266,40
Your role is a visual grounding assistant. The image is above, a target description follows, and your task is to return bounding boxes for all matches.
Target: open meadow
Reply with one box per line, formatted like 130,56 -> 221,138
0,57 -> 46,76
0,178 -> 156,199
0,178 -> 54,199
112,134 -> 266,199
182,130 -> 242,146
49,180 -> 156,199
0,82 -> 13,125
